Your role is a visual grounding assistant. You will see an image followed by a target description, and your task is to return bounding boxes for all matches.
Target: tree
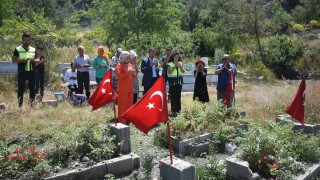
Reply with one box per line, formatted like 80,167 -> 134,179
90,0 -> 181,45
261,35 -> 303,79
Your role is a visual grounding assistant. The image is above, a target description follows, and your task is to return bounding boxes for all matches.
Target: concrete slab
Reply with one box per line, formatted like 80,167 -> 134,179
106,154 -> 138,177
293,123 -> 317,135
44,169 -> 78,180
226,157 -> 259,180
188,142 -> 209,157
160,156 -> 195,180
110,123 -> 131,154
296,163 -> 320,180
77,161 -> 108,180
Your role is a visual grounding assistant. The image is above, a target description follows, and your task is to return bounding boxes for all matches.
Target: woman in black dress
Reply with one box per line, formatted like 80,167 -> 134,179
193,59 -> 209,102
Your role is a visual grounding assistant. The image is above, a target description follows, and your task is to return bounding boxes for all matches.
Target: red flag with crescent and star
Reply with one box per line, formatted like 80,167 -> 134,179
222,70 -> 234,106
285,76 -> 306,125
121,76 -> 168,134
88,69 -> 117,111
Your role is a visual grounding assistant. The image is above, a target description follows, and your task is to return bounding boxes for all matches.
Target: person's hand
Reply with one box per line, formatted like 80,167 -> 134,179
151,61 -> 157,66
223,62 -> 228,69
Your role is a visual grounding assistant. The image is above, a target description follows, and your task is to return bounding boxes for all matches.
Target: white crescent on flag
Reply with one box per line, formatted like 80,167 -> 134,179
150,91 -> 163,112
103,79 -> 111,85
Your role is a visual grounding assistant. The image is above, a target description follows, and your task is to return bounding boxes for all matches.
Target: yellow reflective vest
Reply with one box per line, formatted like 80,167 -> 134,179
17,45 -> 36,71
167,62 -> 183,85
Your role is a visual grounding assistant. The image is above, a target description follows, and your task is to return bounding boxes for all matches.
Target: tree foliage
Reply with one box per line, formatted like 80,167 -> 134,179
261,35 -> 304,79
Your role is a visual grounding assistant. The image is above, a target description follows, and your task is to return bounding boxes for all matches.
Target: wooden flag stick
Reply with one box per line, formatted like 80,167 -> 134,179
167,121 -> 173,164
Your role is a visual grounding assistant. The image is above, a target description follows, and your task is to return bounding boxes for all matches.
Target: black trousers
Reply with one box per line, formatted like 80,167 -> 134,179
169,84 -> 182,113
35,69 -> 45,97
18,71 -> 35,107
77,71 -> 90,99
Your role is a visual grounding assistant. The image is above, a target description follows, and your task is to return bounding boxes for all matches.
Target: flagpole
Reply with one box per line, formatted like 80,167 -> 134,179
110,69 -> 117,125
166,121 -> 173,164
163,75 -> 173,164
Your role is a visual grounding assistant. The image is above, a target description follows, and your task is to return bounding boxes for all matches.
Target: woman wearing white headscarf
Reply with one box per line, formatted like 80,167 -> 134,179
129,50 -> 140,104
116,51 -> 136,124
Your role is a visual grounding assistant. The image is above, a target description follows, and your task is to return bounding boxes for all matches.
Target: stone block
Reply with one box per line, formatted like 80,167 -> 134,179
160,156 -> 195,180
106,154 -> 137,177
44,170 -> 78,180
293,123 -> 317,135
171,136 -> 192,157
238,110 -> 246,117
296,163 -> 320,180
42,100 -> 58,107
77,161 -> 108,180
131,153 -> 140,169
226,158 -> 259,180
236,123 -> 249,131
172,133 -> 214,157
188,142 -> 209,157
110,123 -> 131,154
0,103 -> 5,111
276,114 -> 293,124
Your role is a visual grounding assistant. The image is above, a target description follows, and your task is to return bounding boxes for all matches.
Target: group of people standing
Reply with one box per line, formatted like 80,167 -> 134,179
12,33 -> 237,116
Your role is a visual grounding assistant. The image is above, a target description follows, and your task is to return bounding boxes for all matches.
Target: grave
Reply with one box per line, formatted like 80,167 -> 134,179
160,156 -> 195,180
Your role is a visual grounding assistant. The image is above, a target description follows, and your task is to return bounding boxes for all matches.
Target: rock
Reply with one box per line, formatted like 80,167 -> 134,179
81,156 -> 90,162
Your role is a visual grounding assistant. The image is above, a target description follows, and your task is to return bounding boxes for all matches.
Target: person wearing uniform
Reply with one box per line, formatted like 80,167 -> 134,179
167,51 -> 185,114
12,33 -> 40,108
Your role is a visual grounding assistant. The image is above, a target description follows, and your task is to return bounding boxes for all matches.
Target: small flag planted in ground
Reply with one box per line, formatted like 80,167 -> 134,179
285,77 -> 306,125
88,69 -> 117,111
121,76 -> 168,134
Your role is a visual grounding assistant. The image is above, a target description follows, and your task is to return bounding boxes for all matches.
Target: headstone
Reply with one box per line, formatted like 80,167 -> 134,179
160,156 -> 195,180
226,157 -> 259,180
110,123 -> 131,154
293,123 -> 317,135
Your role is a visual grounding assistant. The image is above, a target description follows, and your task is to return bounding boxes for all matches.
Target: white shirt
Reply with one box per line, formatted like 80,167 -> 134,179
64,69 -> 78,85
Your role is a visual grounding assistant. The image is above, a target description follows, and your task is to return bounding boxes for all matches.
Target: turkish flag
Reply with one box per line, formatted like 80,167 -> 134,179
222,71 -> 234,106
121,76 -> 168,134
285,77 -> 306,125
88,69 -> 117,111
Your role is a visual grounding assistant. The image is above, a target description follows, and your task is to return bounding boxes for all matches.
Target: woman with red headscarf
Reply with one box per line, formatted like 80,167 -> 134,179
193,59 -> 209,102
116,51 -> 136,124
92,46 -> 110,85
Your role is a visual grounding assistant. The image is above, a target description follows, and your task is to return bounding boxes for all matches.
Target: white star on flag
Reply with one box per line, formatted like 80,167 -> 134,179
101,88 -> 106,94
146,103 -> 155,109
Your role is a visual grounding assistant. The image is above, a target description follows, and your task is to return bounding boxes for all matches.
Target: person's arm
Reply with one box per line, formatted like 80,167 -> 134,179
116,65 -> 130,79
92,56 -> 100,69
178,62 -> 185,73
83,55 -> 91,67
215,65 -> 224,75
64,70 -> 70,82
12,49 -> 28,63
140,59 -> 152,73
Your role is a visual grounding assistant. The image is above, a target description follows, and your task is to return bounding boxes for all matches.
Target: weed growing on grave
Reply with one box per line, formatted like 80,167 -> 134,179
240,121 -> 320,179
142,154 -> 154,179
196,157 -> 226,180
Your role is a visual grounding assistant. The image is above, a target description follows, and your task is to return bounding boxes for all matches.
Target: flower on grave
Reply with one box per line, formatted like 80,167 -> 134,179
158,162 -> 164,168
204,125 -> 209,129
18,155 -> 24,161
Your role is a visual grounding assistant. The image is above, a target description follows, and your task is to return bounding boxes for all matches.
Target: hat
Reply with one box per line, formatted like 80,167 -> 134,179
117,48 -> 123,52
119,51 -> 130,63
129,50 -> 137,60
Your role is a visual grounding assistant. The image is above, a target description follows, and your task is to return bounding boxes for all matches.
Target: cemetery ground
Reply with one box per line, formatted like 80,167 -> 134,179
0,77 -> 320,179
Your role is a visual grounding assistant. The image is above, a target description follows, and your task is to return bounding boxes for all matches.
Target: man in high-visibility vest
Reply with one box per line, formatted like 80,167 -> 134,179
12,33 -> 40,108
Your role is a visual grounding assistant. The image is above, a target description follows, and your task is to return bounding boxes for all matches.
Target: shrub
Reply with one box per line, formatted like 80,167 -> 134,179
292,23 -> 305,32
309,20 -> 319,26
261,35 -> 304,79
